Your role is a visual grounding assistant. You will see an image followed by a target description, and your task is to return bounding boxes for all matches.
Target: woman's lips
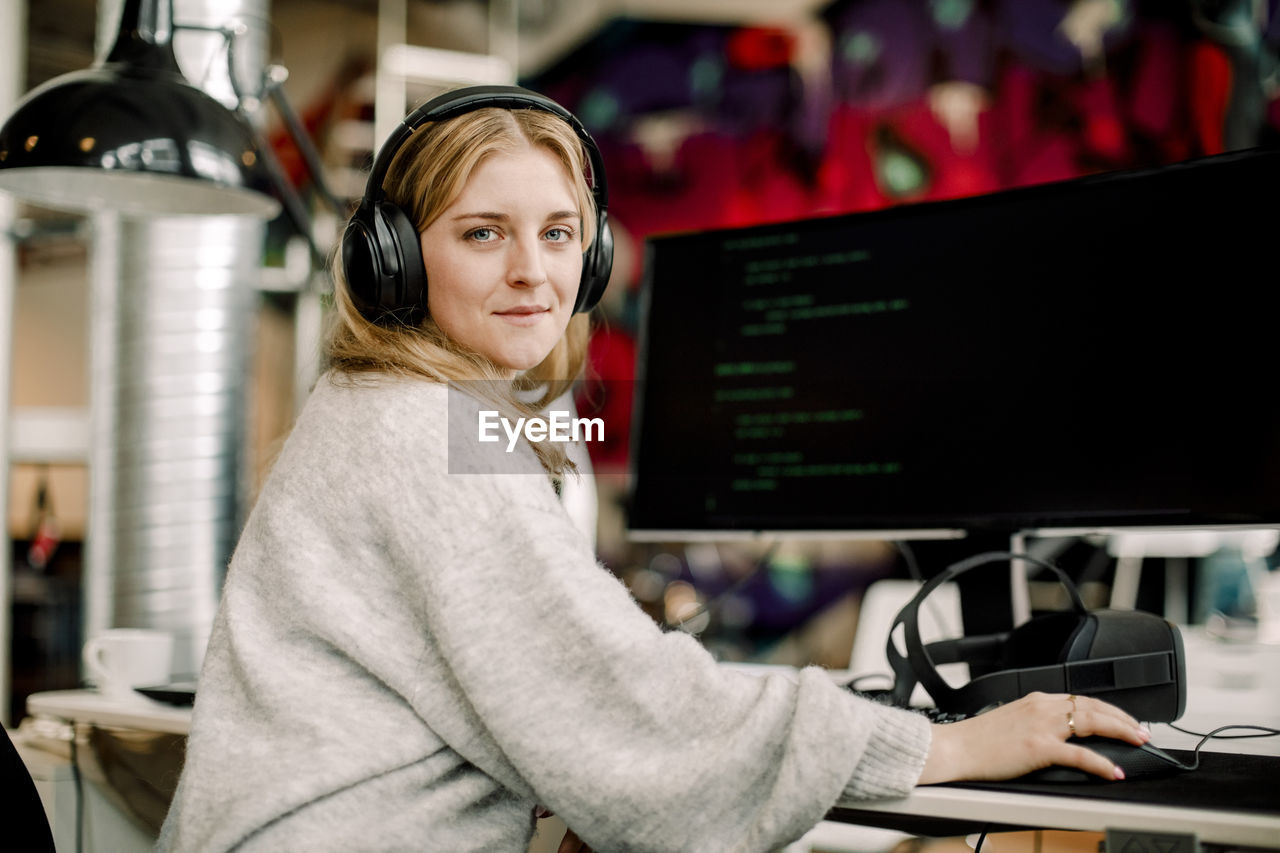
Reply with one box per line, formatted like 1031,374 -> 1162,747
494,306 -> 550,326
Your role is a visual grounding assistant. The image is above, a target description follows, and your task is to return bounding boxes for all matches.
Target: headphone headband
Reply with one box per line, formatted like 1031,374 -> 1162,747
363,85 -> 609,210
342,84 -> 613,324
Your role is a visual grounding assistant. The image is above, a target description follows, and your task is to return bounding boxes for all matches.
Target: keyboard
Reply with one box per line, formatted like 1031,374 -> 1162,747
845,685 -> 970,724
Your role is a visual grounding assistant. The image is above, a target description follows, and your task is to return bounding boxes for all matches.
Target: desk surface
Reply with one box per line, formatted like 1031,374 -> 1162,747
27,690 -> 192,735
834,775 -> 1279,848
835,630 -> 1280,849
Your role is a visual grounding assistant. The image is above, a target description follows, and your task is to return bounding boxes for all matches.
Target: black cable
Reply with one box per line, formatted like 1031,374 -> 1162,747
1159,724 -> 1280,771
69,725 -> 83,853
1166,722 -> 1280,740
664,541 -> 781,632
892,540 -> 962,640
894,539 -> 925,583
844,672 -> 896,692
973,827 -> 990,853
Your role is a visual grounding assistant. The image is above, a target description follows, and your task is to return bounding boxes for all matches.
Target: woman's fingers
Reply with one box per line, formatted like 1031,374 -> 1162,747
917,691 -> 1152,784
1065,693 -> 1151,745
1057,740 -> 1127,780
1056,693 -> 1153,781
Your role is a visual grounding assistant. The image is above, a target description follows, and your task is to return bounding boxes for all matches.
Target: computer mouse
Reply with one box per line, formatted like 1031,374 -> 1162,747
1020,736 -> 1192,783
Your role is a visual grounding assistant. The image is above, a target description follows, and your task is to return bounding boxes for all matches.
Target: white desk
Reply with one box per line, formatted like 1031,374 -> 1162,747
26,690 -> 192,735
20,692 -> 189,853
832,771 -> 1278,849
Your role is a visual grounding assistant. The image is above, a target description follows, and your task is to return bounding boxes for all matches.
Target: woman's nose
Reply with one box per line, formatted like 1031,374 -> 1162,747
506,237 -> 548,287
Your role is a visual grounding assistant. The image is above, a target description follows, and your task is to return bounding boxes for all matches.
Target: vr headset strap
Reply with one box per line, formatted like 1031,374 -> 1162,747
886,551 -> 1087,709
946,649 -> 1180,713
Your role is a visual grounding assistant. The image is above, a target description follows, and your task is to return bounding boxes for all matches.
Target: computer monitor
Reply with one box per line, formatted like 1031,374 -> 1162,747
627,147 -> 1280,541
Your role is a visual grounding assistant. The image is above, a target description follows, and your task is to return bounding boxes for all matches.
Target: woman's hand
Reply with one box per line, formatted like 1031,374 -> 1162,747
917,691 -> 1152,784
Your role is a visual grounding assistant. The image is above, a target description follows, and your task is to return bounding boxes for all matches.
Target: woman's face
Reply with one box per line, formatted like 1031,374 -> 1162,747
419,142 -> 583,373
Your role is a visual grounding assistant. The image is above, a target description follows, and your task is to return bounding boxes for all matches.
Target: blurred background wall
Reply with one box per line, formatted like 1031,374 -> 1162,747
4,0 -> 1278,723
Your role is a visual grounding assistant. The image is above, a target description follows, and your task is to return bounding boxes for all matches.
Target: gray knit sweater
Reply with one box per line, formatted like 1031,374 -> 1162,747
158,374 -> 931,852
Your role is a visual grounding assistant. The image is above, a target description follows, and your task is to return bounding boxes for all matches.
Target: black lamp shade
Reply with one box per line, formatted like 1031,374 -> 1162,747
0,0 -> 281,218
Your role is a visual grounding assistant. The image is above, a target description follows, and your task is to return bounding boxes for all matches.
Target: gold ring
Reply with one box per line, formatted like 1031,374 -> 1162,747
1066,695 -> 1078,735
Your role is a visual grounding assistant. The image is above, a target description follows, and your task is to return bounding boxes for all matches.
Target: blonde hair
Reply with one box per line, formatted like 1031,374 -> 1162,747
327,104 -> 598,475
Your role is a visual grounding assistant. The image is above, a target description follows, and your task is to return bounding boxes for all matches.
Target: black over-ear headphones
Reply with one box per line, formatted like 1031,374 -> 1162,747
886,552 -> 1186,722
341,85 -> 614,325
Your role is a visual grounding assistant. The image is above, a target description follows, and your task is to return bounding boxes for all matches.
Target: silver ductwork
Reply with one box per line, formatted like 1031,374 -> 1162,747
87,0 -> 271,678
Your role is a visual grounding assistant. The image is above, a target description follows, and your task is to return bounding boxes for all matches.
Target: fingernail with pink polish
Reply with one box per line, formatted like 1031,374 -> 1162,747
1137,726 -> 1151,741
1113,765 -> 1126,781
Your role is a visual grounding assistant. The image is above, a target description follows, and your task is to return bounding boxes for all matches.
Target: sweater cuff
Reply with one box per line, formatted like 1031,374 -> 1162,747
840,700 -> 933,801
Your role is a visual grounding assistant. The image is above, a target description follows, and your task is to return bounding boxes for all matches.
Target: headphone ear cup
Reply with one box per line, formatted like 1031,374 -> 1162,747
575,212 -> 614,314
340,201 -> 426,324
374,200 -> 427,322
340,214 -> 382,318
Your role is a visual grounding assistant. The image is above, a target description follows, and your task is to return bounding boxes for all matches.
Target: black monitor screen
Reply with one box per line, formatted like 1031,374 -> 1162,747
627,148 -> 1280,537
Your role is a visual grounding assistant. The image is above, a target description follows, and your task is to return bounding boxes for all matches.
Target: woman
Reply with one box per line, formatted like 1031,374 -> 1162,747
159,87 -> 1149,853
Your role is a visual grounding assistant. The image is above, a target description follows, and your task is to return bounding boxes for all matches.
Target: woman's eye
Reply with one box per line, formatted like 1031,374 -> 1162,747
467,227 -> 497,243
545,227 -> 575,243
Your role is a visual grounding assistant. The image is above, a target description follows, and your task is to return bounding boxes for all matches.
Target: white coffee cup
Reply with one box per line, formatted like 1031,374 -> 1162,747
82,628 -> 174,702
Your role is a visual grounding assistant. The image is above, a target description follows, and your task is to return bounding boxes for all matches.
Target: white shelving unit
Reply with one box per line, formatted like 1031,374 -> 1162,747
0,0 -> 26,728
8,408 -> 89,465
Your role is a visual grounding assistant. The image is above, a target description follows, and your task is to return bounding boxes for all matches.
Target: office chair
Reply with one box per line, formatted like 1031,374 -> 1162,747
3,725 -> 56,852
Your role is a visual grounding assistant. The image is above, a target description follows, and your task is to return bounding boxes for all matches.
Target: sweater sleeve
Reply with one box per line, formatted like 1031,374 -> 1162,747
358,382 -> 931,851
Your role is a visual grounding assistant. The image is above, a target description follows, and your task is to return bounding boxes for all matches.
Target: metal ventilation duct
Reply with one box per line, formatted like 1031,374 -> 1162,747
86,0 -> 270,678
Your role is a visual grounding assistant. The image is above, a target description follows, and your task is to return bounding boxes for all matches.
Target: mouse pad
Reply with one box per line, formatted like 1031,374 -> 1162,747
949,750 -> 1280,815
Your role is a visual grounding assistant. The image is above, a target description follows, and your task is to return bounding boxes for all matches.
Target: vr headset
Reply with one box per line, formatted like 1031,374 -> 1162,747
886,551 -> 1186,722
